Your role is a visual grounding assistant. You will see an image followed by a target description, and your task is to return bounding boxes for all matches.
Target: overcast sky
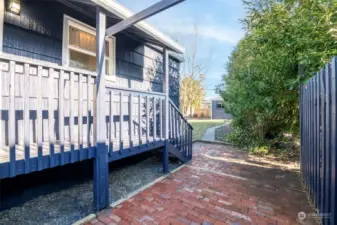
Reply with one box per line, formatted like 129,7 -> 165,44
117,0 -> 246,98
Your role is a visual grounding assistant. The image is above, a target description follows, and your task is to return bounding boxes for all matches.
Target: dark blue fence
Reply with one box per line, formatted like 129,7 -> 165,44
300,56 -> 336,225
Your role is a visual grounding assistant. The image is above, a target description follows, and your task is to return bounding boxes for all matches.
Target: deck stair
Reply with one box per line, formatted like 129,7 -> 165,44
167,100 -> 193,162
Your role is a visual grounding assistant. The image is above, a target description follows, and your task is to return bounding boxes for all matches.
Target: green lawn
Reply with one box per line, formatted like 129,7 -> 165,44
188,119 -> 227,140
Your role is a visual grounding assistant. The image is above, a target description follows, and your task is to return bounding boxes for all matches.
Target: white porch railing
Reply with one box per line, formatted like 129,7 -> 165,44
0,53 -> 167,176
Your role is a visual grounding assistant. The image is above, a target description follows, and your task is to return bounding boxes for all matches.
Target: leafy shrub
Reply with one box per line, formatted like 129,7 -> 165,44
217,0 -> 337,149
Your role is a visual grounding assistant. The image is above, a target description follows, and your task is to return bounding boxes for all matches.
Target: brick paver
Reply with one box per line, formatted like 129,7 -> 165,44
84,143 -> 317,225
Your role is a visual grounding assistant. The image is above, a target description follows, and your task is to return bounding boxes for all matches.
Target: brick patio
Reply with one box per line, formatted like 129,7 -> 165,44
84,142 -> 317,225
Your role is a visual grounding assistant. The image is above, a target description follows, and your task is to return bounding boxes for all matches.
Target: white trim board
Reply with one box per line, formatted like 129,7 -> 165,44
90,0 -> 185,54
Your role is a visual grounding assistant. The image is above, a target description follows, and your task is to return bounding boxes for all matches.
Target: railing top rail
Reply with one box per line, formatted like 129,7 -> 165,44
106,84 -> 166,97
0,53 -> 97,76
169,99 -> 193,130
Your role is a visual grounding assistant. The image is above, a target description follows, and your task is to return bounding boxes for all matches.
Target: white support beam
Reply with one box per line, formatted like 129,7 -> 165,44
95,7 -> 107,144
105,0 -> 184,37
93,6 -> 109,211
0,0 -> 4,52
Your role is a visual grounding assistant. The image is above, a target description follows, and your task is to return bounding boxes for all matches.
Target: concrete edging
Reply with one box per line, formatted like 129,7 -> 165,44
193,139 -> 234,146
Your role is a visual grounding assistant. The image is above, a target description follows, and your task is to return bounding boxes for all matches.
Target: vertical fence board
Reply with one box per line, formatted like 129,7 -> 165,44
309,79 -> 314,197
300,85 -> 303,175
316,72 -> 321,210
321,66 -> 326,215
313,76 -> 317,198
330,57 -> 337,225
325,63 -> 331,225
311,78 -> 314,197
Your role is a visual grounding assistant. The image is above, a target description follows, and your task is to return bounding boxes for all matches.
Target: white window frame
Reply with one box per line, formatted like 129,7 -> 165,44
62,15 -> 116,81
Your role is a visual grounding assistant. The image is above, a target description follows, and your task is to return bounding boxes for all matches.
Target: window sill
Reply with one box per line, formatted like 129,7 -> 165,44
106,75 -> 116,82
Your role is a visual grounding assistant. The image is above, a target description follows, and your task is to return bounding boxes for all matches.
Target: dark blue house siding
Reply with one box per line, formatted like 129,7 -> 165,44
2,0 -> 181,107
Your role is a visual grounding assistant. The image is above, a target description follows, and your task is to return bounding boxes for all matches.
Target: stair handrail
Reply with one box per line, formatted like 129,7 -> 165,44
169,100 -> 193,130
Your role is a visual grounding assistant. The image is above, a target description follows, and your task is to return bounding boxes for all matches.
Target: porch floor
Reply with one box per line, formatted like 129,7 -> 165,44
0,136 -> 157,163
85,142 -> 317,225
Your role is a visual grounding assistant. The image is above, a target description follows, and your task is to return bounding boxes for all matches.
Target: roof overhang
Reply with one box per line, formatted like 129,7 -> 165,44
90,0 -> 185,54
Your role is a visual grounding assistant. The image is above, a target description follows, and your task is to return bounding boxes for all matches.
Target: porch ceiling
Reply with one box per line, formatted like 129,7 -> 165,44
65,0 -> 184,55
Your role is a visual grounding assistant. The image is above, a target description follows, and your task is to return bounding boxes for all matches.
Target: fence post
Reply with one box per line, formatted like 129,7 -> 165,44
163,48 -> 169,174
93,6 -> 109,211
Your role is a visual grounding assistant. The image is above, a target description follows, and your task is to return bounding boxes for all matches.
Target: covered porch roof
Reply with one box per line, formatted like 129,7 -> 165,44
65,0 -> 185,55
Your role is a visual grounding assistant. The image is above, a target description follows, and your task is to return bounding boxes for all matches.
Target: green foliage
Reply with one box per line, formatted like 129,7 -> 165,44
217,0 -> 337,148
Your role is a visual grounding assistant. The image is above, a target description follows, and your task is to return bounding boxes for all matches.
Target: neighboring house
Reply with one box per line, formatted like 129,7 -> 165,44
211,97 -> 232,119
0,0 -> 192,210
193,99 -> 211,118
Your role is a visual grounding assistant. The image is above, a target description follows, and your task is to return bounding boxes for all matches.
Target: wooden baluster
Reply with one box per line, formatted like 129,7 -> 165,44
153,97 -> 156,142
179,114 -> 182,149
87,76 -> 92,157
9,61 -> 16,176
171,105 -> 174,144
23,64 -> 30,173
169,104 -> 172,140
37,66 -> 43,171
189,128 -> 192,159
78,73 -> 83,160
146,96 -> 149,144
175,108 -> 178,146
48,68 -> 55,167
129,93 -> 133,148
138,95 -> 142,145
181,120 -> 184,156
159,99 -> 162,141
119,92 -> 123,151
109,91 -> 114,155
176,110 -> 179,147
184,122 -> 187,157
172,105 -> 175,144
70,72 -> 75,162
59,70 -> 65,165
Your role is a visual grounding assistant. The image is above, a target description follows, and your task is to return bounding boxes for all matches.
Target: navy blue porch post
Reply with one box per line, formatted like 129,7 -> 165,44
163,48 -> 169,174
93,7 -> 109,211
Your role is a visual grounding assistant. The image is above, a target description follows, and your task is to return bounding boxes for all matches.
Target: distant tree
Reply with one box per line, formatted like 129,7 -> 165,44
179,25 -> 210,116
